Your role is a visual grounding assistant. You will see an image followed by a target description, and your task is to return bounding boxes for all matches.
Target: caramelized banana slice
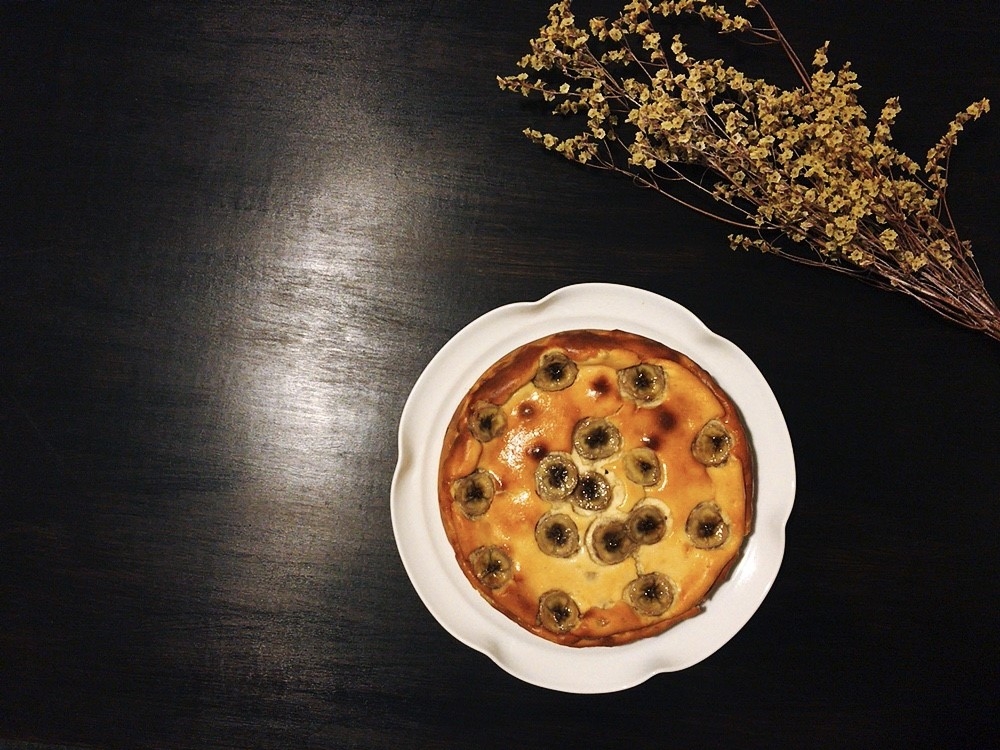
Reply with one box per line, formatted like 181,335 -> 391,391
537,590 -> 580,634
532,351 -> 578,391
572,417 -> 622,460
617,363 -> 666,405
450,469 -> 494,519
587,517 -> 636,565
685,501 -> 730,549
691,419 -> 733,466
623,446 -> 662,486
535,451 -> 579,501
468,401 -> 506,442
626,500 -> 669,545
534,513 -> 580,557
571,471 -> 613,512
468,546 -> 513,589
625,572 -> 676,617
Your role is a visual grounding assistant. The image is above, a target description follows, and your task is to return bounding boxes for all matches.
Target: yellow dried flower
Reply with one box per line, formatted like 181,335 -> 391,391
499,1 -> 999,341
813,42 -> 829,69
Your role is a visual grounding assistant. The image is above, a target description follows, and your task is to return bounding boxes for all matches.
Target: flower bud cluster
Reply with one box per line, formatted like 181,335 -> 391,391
498,1 -> 998,340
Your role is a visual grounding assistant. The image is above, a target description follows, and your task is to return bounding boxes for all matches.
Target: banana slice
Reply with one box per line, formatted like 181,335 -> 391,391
617,363 -> 666,405
570,471 -> 613,512
691,419 -> 733,466
468,545 -> 513,589
532,351 -> 578,391
572,416 -> 622,460
623,446 -> 662,486
450,469 -> 494,519
534,513 -> 580,557
685,501 -> 730,549
537,590 -> 580,634
534,451 -> 579,501
625,572 -> 676,616
468,401 -> 506,442
626,500 -> 669,545
586,516 -> 636,565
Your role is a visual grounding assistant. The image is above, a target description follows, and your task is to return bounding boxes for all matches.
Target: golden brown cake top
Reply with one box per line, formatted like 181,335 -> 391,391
438,329 -> 753,647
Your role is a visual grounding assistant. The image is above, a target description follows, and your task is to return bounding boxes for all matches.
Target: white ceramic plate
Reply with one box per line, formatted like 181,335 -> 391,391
390,283 -> 795,693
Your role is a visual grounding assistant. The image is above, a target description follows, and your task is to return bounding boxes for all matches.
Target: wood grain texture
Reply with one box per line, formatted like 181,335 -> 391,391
2,0 -> 998,747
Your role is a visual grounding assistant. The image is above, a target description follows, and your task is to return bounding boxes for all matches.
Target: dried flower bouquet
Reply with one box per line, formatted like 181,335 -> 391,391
499,0 -> 999,341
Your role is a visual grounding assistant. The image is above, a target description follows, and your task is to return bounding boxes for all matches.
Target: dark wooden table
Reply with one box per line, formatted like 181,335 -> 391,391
3,1 -> 998,747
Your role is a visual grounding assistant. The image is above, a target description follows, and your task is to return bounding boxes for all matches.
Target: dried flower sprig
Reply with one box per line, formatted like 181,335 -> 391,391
498,0 -> 999,341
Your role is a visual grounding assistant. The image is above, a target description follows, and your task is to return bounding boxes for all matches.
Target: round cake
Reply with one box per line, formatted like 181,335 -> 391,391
437,329 -> 754,647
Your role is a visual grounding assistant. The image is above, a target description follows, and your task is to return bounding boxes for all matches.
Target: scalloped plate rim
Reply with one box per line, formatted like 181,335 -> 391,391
390,283 -> 796,693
